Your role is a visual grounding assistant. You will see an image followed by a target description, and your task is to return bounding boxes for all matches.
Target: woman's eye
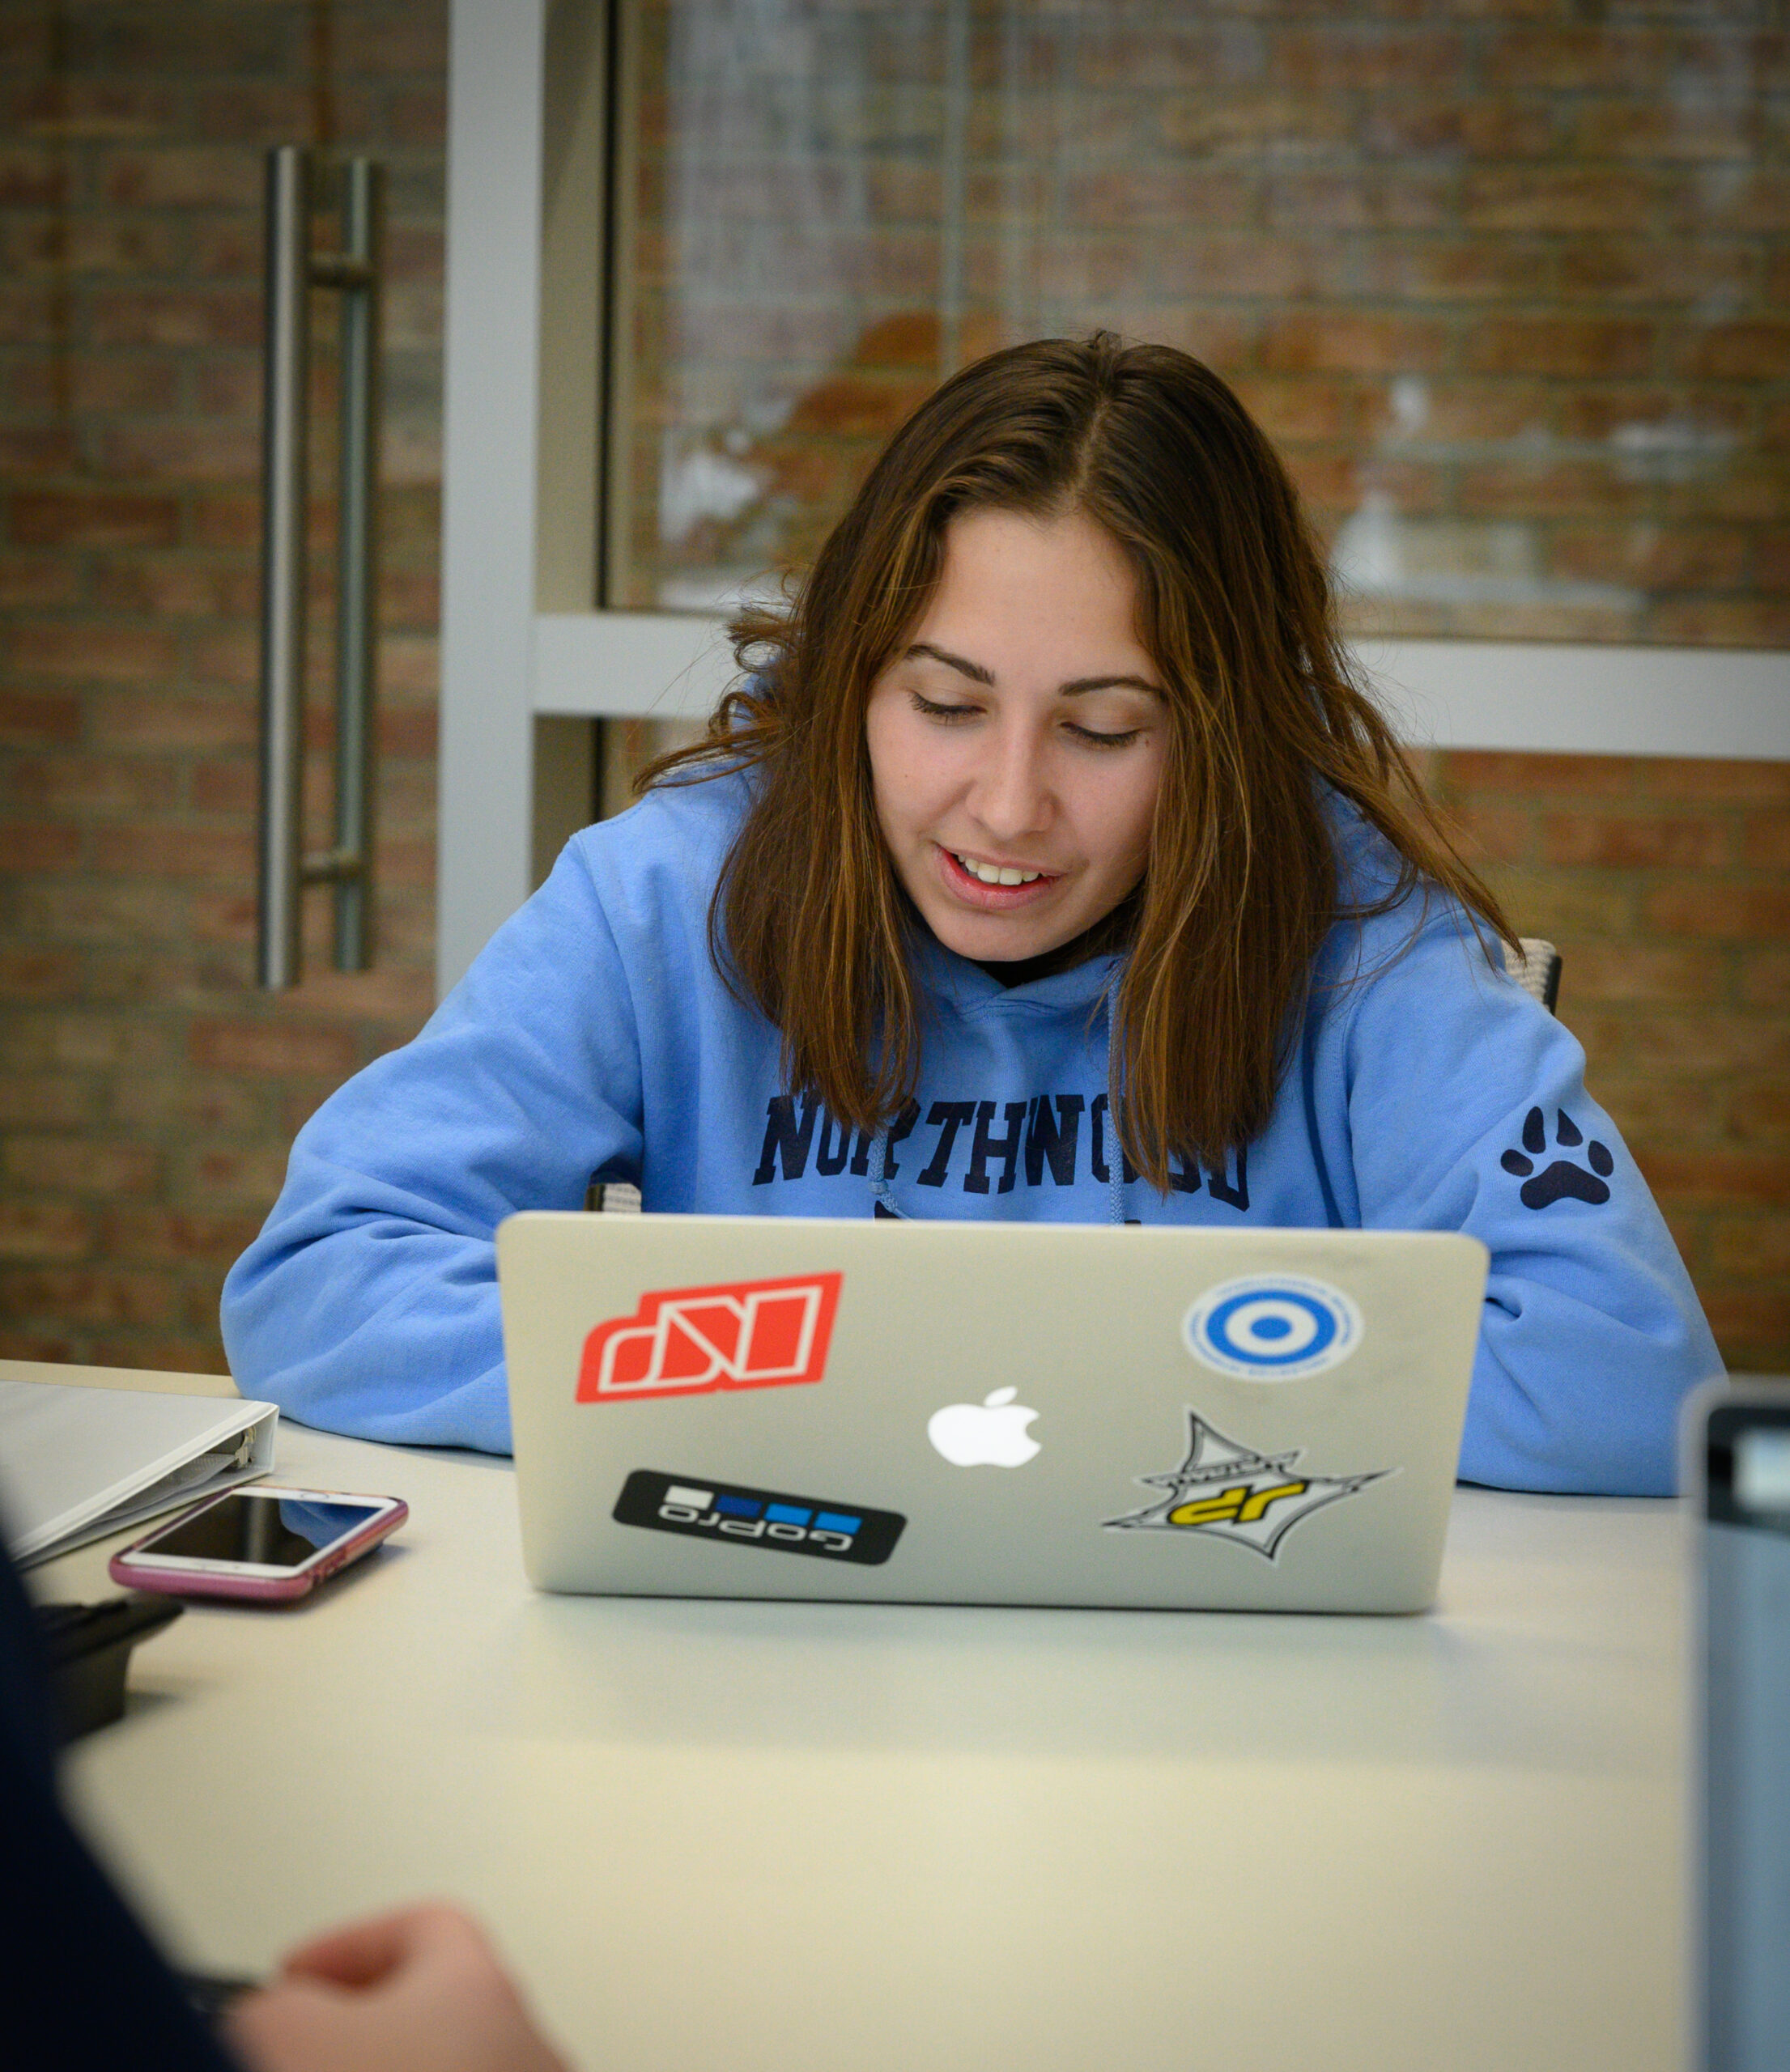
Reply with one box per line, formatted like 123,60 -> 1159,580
910,692 -> 980,723
1067,723 -> 1142,749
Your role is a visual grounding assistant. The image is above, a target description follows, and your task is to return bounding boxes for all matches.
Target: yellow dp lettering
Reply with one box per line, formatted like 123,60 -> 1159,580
1167,1484 -> 1248,1527
1167,1480 -> 1310,1529
1237,1480 -> 1307,1523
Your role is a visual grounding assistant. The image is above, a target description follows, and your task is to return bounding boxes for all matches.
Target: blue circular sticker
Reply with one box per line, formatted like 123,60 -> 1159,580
1184,1274 -> 1363,1380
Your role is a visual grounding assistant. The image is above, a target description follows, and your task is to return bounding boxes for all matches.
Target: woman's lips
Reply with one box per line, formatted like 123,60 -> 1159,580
934,843 -> 1064,910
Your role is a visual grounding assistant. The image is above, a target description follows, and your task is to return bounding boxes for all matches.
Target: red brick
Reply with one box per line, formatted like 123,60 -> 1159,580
1549,525 -> 1749,591
334,12 -> 449,70
1259,304 -> 1458,375
1700,1287 -> 1790,1367
10,620 -> 180,685
1482,28 -> 1675,92
174,1143 -> 290,1205
0,146 -> 68,206
2,214 -> 182,276
0,283 -> 59,344
1741,813 -> 1790,870
1741,949 -> 1790,1009
1540,813 -> 1732,870
9,488 -> 181,548
87,287 -> 261,349
189,84 -> 318,142
2,822 -> 83,871
1448,801 -> 1533,867
103,1207 -> 265,1268
88,692 -> 254,753
0,1074 -> 94,1128
1679,321 -> 1790,382
1464,316 -> 1656,380
1639,762 -> 1790,805
0,1267 -> 176,1327
1709,1216 -> 1790,1278
1572,96 -> 1760,164
91,557 -> 259,620
94,419 -> 261,484
188,1019 -> 360,1078
0,690 -> 82,745
1555,239 -> 1756,308
1651,600 -> 1790,648
1358,96 -> 1558,163
100,147 -> 260,210
1,754 -> 181,815
1638,1146 -> 1790,1208
189,627 -> 257,690
1265,172 -> 1453,232
1456,461 -> 1651,520
0,1202 -> 92,1262
1271,26 -> 1465,91
0,949 -> 82,1000
0,554 -> 79,609
1728,1082 -> 1790,1148
1463,167 -> 1665,235
0,1329 -> 81,1362
111,1074 -> 268,1135
8,879 -> 193,944
6,79 -> 181,140
3,1137 -> 160,1195
1363,240 -> 1549,304
0,426 -> 80,473
1645,884 -> 1790,938
87,826 -> 256,881
1562,942 -> 1726,1005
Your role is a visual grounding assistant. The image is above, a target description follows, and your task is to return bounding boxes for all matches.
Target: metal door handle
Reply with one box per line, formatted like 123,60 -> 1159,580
257,145 -> 383,989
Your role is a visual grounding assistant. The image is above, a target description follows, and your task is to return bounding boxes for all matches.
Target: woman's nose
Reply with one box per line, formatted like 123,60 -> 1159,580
969,725 -> 1052,840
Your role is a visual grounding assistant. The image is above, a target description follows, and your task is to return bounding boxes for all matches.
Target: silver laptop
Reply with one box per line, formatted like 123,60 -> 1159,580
499,1213 -> 1486,1614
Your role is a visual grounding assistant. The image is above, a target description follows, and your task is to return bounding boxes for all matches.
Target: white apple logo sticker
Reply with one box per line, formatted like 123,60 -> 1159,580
926,1386 -> 1041,1467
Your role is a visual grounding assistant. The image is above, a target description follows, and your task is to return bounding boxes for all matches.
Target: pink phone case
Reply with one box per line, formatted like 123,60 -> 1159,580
108,1492 -> 408,1602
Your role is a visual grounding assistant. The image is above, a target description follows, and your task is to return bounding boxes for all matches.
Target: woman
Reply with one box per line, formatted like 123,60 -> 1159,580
223,336 -> 1720,1492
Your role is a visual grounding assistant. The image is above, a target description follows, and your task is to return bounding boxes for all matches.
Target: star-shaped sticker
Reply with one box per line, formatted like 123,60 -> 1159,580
1103,1408 -> 1391,1560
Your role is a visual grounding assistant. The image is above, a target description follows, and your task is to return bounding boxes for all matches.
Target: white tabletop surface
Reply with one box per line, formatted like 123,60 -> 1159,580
19,1361 -> 1688,2072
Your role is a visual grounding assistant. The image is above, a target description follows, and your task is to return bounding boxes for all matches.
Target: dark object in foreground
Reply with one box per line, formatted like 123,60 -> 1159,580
34,1594 -> 183,1741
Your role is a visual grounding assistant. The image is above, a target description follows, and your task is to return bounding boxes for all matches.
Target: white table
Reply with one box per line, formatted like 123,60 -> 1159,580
21,1362 -> 1687,2072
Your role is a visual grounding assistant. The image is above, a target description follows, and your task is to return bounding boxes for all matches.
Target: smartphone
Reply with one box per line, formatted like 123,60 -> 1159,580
1687,1380 -> 1790,2072
108,1486 -> 408,1603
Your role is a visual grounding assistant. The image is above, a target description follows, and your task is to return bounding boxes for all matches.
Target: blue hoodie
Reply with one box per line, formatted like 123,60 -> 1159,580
221,766 -> 1721,1491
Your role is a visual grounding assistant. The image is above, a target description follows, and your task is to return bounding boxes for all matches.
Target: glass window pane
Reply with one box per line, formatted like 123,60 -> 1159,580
613,0 -> 1788,648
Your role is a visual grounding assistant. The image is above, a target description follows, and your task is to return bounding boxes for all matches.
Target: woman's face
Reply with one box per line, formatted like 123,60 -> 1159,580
865,507 -> 1170,965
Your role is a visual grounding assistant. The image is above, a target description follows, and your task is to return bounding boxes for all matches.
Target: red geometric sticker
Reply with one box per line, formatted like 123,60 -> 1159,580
575,1272 -> 844,1403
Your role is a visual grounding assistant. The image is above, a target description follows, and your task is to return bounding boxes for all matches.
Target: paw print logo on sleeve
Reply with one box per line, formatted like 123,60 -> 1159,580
1501,1106 -> 1614,1210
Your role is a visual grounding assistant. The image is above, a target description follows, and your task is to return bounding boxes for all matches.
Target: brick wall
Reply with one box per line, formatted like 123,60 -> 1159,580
0,0 -> 445,1370
1,0 -> 1784,1381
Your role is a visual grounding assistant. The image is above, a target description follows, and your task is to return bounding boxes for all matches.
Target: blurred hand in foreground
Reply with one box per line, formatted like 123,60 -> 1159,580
223,1903 -> 572,2072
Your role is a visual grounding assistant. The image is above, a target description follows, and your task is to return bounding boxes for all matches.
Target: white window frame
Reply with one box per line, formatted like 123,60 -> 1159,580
440,0 -> 1790,996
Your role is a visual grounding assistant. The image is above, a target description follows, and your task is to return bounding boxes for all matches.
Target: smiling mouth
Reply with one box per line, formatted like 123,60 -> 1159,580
937,847 -> 1063,903
950,849 -> 1048,886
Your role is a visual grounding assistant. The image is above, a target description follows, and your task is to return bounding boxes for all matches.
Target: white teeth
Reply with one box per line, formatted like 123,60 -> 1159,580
954,851 -> 1042,887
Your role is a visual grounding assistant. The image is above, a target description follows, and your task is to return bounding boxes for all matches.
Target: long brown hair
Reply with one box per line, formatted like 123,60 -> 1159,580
643,334 -> 1514,1191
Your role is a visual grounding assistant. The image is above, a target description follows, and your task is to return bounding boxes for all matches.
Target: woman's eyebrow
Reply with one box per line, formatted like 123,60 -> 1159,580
904,641 -> 994,685
905,643 -> 1163,699
1057,673 -> 1165,698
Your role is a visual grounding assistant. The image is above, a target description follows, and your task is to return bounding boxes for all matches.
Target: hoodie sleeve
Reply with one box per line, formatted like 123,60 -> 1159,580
1331,902 -> 1724,1494
219,836 -> 646,1454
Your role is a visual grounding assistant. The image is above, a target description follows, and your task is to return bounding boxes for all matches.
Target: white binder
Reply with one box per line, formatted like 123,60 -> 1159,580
0,1378 -> 278,1566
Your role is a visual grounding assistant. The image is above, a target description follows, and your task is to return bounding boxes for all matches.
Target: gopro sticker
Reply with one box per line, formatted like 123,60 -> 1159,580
613,1470 -> 904,1566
